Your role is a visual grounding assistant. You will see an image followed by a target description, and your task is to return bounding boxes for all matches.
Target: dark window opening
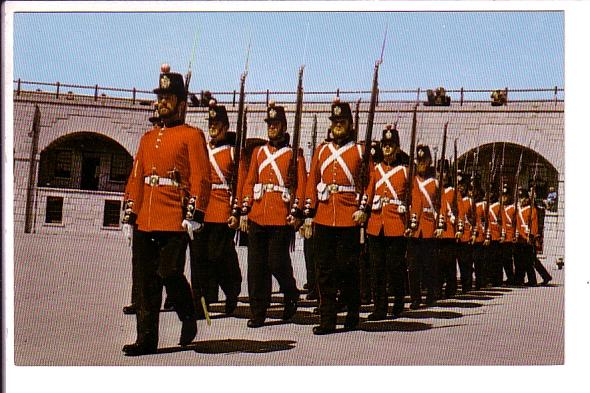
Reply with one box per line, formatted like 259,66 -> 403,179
110,153 -> 132,182
103,200 -> 121,227
81,154 -> 100,190
55,150 -> 72,178
45,196 -> 64,224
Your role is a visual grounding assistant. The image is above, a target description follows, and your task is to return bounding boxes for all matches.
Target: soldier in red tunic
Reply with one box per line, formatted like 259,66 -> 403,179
404,145 -> 438,309
188,100 -> 243,316
500,183 -> 516,285
364,125 -> 408,320
434,160 -> 458,299
240,102 -> 306,328
455,172 -> 474,293
471,179 -> 488,290
121,65 -> 211,356
304,98 -> 367,335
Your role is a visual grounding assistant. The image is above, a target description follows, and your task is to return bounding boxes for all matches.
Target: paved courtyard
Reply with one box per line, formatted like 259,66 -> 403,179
11,232 -> 566,368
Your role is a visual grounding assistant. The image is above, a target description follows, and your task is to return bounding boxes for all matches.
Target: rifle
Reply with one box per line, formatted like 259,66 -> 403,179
311,114 -> 318,154
182,30 -> 199,122
483,143 -> 496,243
405,105 -> 418,228
230,43 -> 251,218
435,122 -> 448,233
511,147 -> 525,240
359,27 -> 387,243
288,65 -> 305,218
452,138 -> 459,219
469,146 -> 480,242
354,98 -> 361,142
498,142 -> 506,236
527,150 -> 540,245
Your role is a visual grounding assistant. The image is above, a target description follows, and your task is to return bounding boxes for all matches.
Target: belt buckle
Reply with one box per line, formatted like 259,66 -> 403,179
149,174 -> 159,187
265,184 -> 274,191
382,197 -> 390,204
328,184 -> 338,193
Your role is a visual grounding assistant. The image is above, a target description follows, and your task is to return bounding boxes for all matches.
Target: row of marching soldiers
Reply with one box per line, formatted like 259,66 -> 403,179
120,66 -> 551,355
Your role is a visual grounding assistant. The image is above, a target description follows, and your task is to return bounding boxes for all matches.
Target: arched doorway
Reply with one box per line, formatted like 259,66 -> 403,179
38,132 -> 133,192
456,142 -> 559,204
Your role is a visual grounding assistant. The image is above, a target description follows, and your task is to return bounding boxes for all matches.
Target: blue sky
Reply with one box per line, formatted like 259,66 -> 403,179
11,9 -> 564,101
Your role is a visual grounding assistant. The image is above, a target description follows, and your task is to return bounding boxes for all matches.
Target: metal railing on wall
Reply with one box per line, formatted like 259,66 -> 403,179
14,79 -> 564,107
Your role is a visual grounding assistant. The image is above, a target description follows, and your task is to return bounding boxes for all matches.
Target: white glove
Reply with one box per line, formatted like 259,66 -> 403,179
122,224 -> 133,247
300,218 -> 314,239
434,228 -> 444,238
352,210 -> 368,225
239,215 -> 249,233
182,219 -> 203,240
449,214 -> 456,225
397,204 -> 407,214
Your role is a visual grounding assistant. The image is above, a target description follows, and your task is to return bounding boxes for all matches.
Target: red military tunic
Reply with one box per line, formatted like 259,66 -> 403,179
438,186 -> 458,239
408,175 -> 438,239
242,144 -> 306,226
365,162 -> 407,237
473,202 -> 487,243
204,143 -> 247,224
305,141 -> 365,227
503,204 -> 516,242
489,201 -> 502,241
515,204 -> 538,243
458,196 -> 474,243
124,123 -> 211,232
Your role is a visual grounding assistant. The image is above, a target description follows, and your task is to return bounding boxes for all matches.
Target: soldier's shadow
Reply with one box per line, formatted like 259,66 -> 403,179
402,310 -> 463,319
359,320 -> 433,332
434,301 -> 484,308
156,339 -> 297,355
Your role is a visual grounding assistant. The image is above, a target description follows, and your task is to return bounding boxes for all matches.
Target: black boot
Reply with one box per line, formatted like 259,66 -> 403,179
179,318 -> 197,346
122,304 -> 137,315
122,342 -> 157,356
282,297 -> 298,321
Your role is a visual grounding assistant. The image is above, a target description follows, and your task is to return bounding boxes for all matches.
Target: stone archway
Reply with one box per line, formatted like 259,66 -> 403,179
37,132 -> 133,192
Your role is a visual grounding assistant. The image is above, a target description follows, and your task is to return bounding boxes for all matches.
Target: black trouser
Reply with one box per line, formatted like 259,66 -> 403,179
132,230 -> 196,348
130,225 -> 139,306
472,244 -> 487,289
513,242 -> 537,285
368,233 -> 406,315
359,242 -> 372,303
247,221 -> 299,321
534,255 -> 552,282
406,238 -> 436,304
486,241 -> 503,287
303,236 -> 318,295
436,239 -> 458,298
314,224 -> 361,329
499,242 -> 515,284
190,222 -> 242,305
457,243 -> 473,293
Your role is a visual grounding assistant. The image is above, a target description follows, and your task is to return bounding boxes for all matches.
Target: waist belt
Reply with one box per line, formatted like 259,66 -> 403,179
253,183 -> 291,202
212,183 -> 230,190
144,175 -> 179,187
381,197 -> 402,205
326,183 -> 356,193
259,183 -> 288,193
423,207 -> 435,213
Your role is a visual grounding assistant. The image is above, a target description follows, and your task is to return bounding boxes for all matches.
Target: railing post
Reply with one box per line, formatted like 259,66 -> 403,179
56,82 -> 60,99
460,87 -> 464,106
132,87 -> 136,104
416,87 -> 420,103
232,90 -> 236,107
554,85 -> 558,106
505,86 -> 508,106
17,78 -> 21,96
266,89 -> 270,106
94,84 -> 99,101
336,88 -> 340,98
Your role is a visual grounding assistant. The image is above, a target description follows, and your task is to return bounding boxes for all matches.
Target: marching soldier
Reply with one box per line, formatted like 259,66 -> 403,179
500,183 -> 516,285
364,125 -> 408,320
240,102 -> 305,328
471,179 -> 488,290
121,64 -> 210,356
434,160 -> 458,299
485,189 -> 504,286
455,171 -> 474,294
513,188 -> 537,285
304,98 -> 367,334
404,145 -> 438,309
189,100 -> 243,316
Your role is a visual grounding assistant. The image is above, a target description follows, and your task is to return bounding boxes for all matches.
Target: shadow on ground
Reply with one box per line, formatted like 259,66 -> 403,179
155,339 -> 297,355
